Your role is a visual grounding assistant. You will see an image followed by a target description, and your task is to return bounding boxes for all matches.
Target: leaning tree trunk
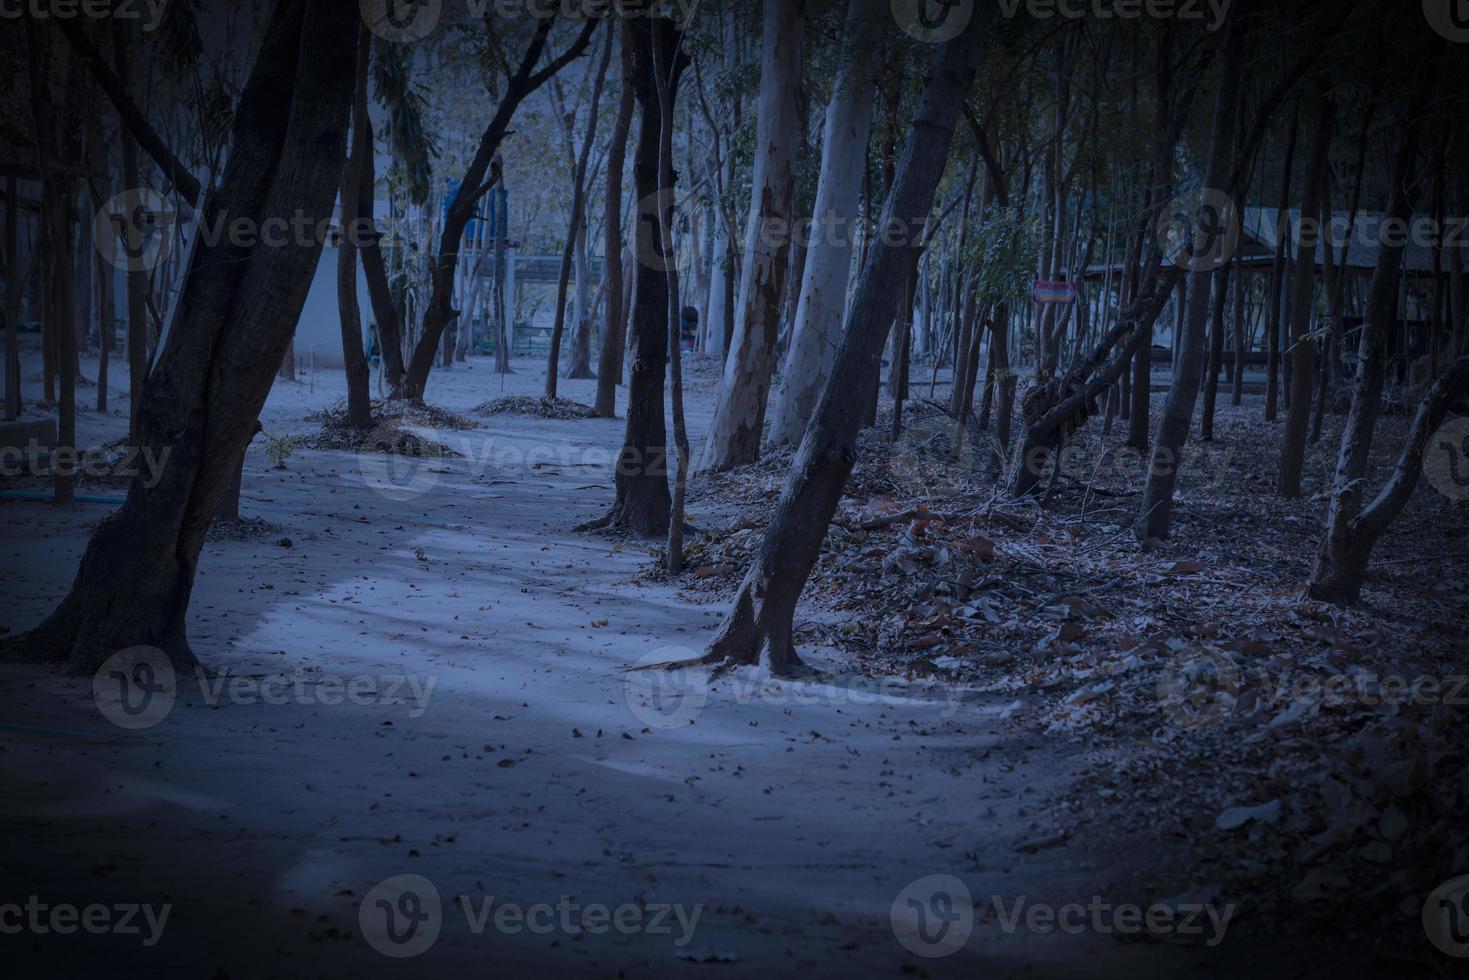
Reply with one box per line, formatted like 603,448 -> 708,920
1278,76 -> 1334,498
700,0 -> 804,471
336,23 -> 374,432
594,32 -> 636,419
1310,356 -> 1468,604
603,15 -> 686,537
766,0 -> 876,448
697,10 -> 988,673
2,0 -> 355,674
1134,3 -> 1246,543
1308,54 -> 1438,604
547,23 -> 613,399
401,17 -> 596,401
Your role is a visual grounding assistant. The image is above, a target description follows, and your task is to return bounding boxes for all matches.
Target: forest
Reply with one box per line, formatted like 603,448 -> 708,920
0,0 -> 1467,976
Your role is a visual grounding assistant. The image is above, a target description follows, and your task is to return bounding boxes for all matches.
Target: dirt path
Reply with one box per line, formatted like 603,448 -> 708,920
2,354 -> 1322,977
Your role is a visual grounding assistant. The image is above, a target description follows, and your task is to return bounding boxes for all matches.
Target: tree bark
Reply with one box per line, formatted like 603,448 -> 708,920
766,0 -> 876,449
3,0 -> 355,673
337,23 -> 374,432
595,31 -> 637,419
1307,54 -> 1439,605
1200,264 -> 1230,440
605,14 -> 686,537
1134,3 -> 1246,542
1264,101 -> 1300,424
700,0 -> 804,471
1278,77 -> 1334,498
401,17 -> 596,401
697,11 -> 988,673
4,175 -> 20,421
357,113 -> 408,397
112,18 -> 148,439
547,23 -> 613,399
27,19 -> 77,504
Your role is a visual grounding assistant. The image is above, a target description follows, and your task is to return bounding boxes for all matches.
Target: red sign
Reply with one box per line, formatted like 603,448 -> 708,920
1032,280 -> 1078,304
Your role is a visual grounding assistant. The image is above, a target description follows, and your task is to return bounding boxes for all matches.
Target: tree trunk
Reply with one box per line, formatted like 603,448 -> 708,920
4,176 -> 20,421
595,31 -> 636,419
1200,264 -> 1231,440
605,15 -> 685,537
1307,55 -> 1438,604
697,11 -> 987,673
337,24 -> 374,432
1264,101 -> 1300,424
766,0 -> 875,448
3,0 -> 355,673
700,0 -> 804,471
402,17 -> 596,401
548,24 -> 613,399
652,23 -> 690,576
1134,3 -> 1246,542
1278,77 -> 1334,498
357,113 -> 408,397
113,18 -> 148,439
28,21 -> 79,504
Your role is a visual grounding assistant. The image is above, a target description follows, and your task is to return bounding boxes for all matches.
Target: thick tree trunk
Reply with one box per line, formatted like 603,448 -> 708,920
606,15 -> 685,537
336,24 -> 374,432
594,32 -> 636,419
766,0 -> 875,449
1278,78 -> 1334,498
1134,4 -> 1246,542
2,0 -> 355,673
700,0 -> 803,471
697,11 -> 987,673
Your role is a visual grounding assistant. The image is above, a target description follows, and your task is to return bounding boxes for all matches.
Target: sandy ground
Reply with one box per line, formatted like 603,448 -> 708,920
0,342 -> 1391,978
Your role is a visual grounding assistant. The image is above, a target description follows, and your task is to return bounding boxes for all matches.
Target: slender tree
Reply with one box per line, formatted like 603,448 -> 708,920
694,10 -> 989,673
700,0 -> 804,471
